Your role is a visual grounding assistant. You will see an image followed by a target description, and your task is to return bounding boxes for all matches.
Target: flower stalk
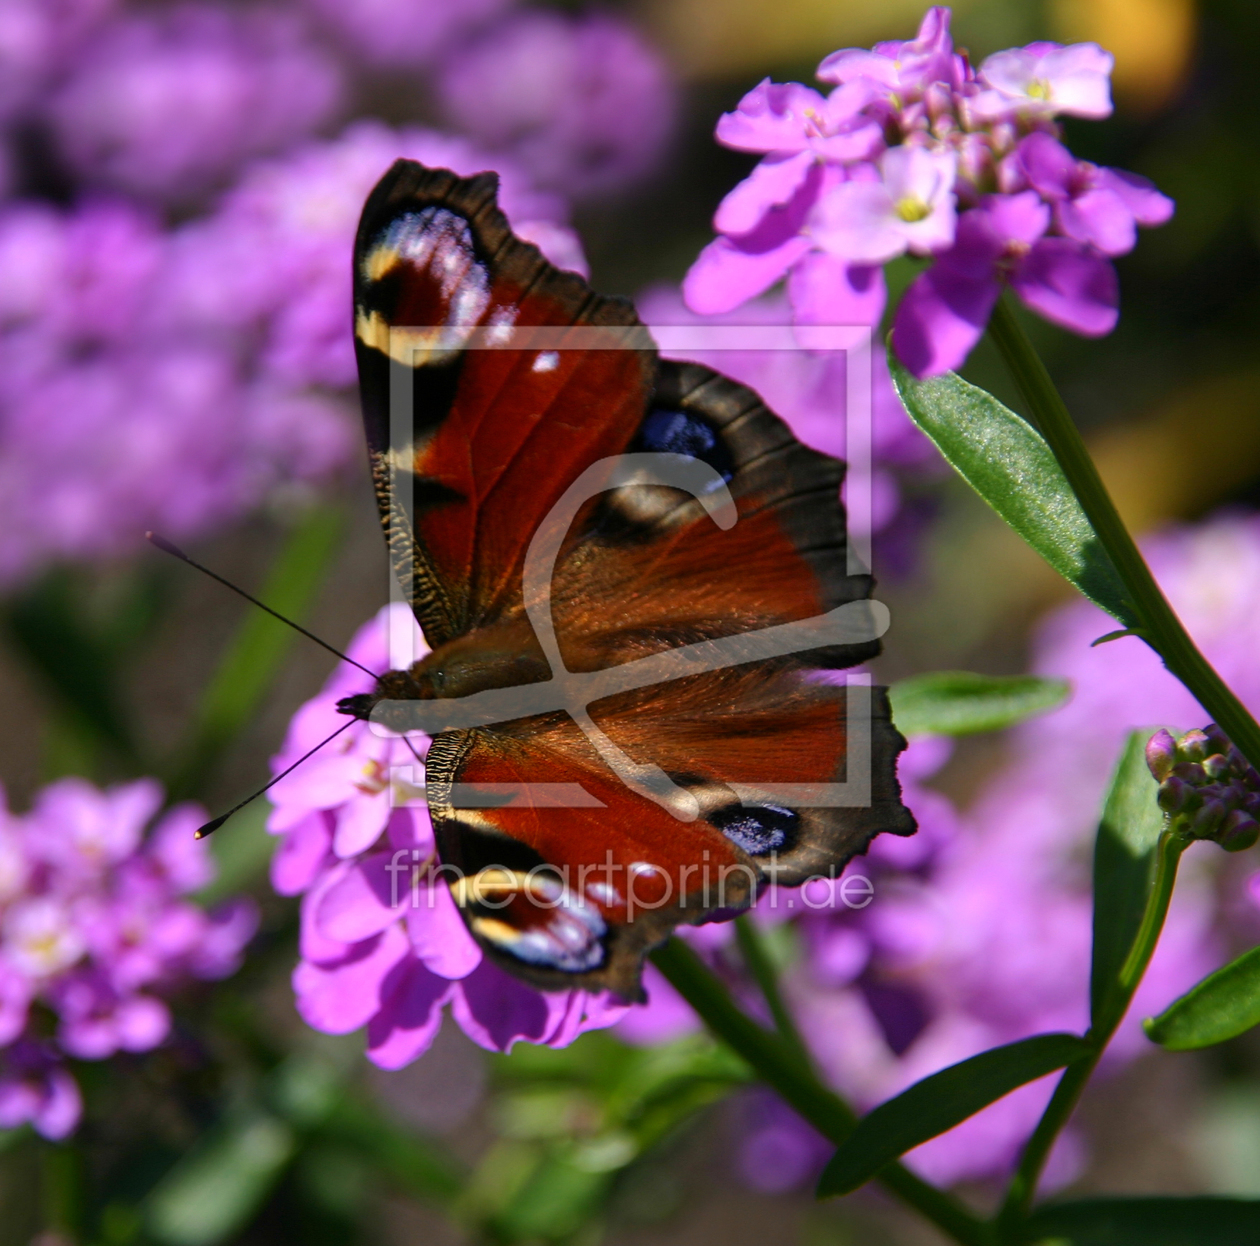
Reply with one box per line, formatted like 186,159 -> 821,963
733,916 -> 814,1068
996,828 -> 1185,1235
986,295 -> 1260,772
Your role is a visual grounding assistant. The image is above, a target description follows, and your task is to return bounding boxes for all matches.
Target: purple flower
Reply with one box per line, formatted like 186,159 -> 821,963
970,42 -> 1114,122
635,283 -> 938,557
817,6 -> 960,95
436,10 -> 676,198
47,4 -> 345,203
892,191 -> 1118,376
624,509 -> 1260,1189
813,147 -> 958,264
0,1041 -> 82,1141
1016,132 -> 1174,257
0,0 -> 116,123
684,6 -> 1172,377
0,122 -> 577,586
0,777 -> 257,1138
714,79 -> 883,163
300,0 -> 516,70
268,604 -> 627,1067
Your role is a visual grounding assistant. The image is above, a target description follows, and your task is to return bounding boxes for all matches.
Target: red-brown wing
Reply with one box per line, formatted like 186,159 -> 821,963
426,671 -> 909,1000
354,163 -> 914,998
353,161 -> 654,644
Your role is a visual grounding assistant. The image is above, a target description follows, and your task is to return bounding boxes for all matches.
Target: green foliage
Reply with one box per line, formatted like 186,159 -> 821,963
888,671 -> 1070,737
817,1033 -> 1091,1198
2,568 -> 163,774
1023,1196 -> 1260,1244
1145,945 -> 1260,1051
145,1109 -> 296,1246
469,1031 -> 749,1242
888,354 -> 1136,628
1090,733 -> 1167,1031
167,505 -> 343,799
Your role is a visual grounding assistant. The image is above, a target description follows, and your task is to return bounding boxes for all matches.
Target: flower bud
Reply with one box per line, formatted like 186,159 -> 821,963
1145,729 -> 1177,781
1171,761 -> 1206,785
1178,729 -> 1211,762
1219,810 -> 1260,853
1204,724 -> 1231,753
1203,753 -> 1230,780
1158,776 -> 1192,814
1190,798 -> 1226,839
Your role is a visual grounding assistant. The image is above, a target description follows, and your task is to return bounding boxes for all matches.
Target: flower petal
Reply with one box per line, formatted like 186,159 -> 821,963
450,958 -> 557,1052
1010,238 -> 1118,336
683,233 -> 811,315
270,811 -> 332,896
406,883 -> 482,979
714,151 -> 814,236
1057,190 -> 1136,257
366,955 -> 453,1069
1096,168 -> 1175,227
714,80 -> 825,153
788,252 -> 886,331
316,849 -> 406,944
292,922 -> 410,1035
333,789 -> 390,858
892,263 -> 1000,378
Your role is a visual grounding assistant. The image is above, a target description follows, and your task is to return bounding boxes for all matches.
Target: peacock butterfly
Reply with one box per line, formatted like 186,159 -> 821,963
338,160 -> 914,1000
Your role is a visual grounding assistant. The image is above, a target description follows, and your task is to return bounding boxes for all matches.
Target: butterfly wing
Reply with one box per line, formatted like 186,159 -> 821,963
352,162 -> 913,998
353,161 -> 654,645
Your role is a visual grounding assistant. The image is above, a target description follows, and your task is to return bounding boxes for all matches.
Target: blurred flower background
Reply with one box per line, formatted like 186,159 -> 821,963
2,0 -> 1260,1243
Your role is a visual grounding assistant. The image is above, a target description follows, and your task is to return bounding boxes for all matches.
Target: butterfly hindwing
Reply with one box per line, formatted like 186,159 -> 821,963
352,161 -> 914,998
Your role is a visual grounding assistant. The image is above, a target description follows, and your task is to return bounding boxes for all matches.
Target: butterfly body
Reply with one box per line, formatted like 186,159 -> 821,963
349,161 -> 914,999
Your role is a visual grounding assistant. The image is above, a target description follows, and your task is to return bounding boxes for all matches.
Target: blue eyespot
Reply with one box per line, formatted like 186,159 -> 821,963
710,804 -> 798,856
637,408 -> 734,483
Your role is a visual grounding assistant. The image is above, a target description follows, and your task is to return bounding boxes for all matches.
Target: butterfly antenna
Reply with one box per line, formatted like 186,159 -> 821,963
195,718 -> 358,838
146,531 -> 376,678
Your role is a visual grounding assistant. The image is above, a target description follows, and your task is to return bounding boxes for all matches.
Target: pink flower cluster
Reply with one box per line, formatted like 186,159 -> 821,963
0,0 -> 673,588
267,604 -> 627,1068
685,6 -> 1174,377
0,778 -> 257,1138
618,511 -> 1260,1190
0,123 -> 587,588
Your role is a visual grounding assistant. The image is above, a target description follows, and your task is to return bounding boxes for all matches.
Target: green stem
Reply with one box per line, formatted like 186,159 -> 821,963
41,1141 -> 84,1242
733,917 -> 811,1067
650,940 -> 995,1246
996,830 -> 1185,1237
987,297 -> 1260,771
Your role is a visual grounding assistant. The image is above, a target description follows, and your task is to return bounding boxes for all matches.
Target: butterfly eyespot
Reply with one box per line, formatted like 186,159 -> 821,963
636,408 -> 734,483
709,804 -> 799,856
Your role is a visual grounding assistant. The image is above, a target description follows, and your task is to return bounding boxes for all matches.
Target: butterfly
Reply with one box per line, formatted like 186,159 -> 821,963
339,160 -> 914,1000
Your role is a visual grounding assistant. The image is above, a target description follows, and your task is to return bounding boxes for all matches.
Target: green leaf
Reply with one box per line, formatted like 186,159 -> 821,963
1023,1196 -> 1260,1244
889,671 -> 1070,737
491,1154 -> 610,1241
168,506 -> 342,799
1144,944 -> 1260,1050
888,354 -> 1136,628
145,1110 -> 295,1246
319,1097 -> 465,1203
817,1033 -> 1090,1198
1090,732 -> 1167,1030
